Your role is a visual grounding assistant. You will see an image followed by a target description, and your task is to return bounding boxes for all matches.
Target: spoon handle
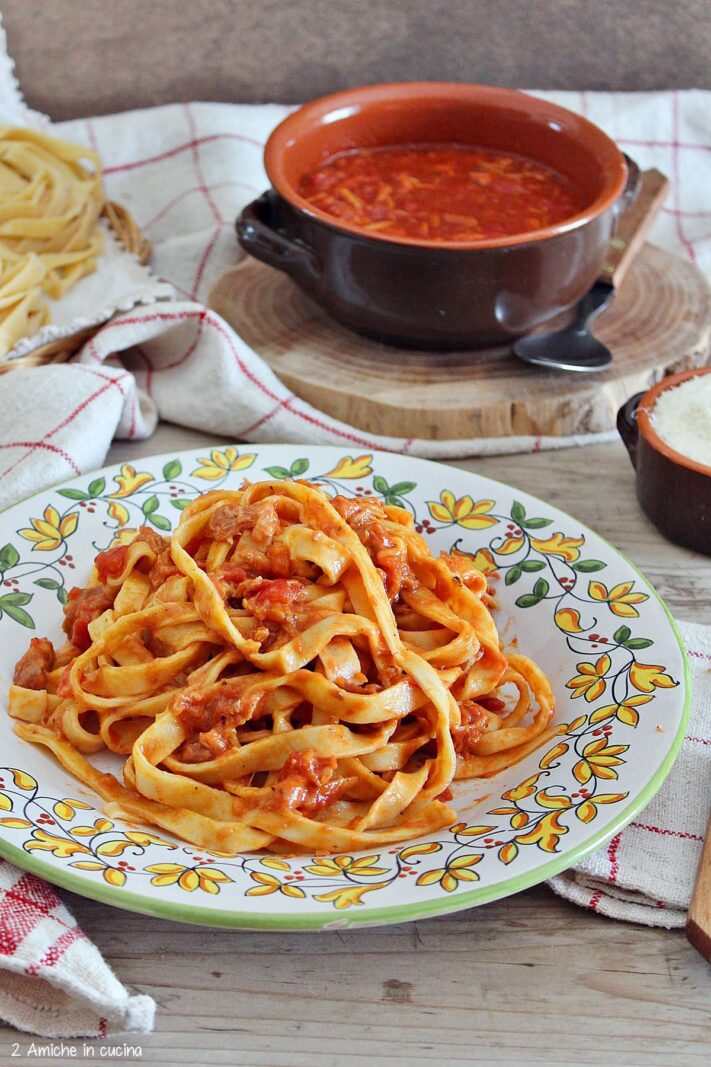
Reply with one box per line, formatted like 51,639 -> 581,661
687,806 -> 711,963
600,168 -> 670,289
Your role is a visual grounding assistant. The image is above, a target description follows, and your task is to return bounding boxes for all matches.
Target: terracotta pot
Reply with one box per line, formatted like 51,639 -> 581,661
618,368 -> 711,555
236,82 -> 632,349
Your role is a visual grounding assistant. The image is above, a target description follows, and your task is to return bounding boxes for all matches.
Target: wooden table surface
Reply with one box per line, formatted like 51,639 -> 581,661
2,423 -> 710,1067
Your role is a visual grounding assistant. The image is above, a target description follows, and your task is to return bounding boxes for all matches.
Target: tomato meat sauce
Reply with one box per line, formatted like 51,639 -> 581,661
298,143 -> 584,242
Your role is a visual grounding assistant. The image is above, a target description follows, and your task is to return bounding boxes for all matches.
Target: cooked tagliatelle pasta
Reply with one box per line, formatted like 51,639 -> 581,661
9,481 -> 556,854
0,127 -> 104,356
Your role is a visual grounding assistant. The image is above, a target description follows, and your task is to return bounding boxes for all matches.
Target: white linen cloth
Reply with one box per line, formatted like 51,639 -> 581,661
0,16 -> 709,1040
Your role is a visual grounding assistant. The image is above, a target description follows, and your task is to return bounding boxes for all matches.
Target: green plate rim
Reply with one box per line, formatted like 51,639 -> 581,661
0,444 -> 692,929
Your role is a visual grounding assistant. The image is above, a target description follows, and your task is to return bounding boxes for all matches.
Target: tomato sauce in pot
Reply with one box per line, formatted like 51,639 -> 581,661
297,143 -> 584,242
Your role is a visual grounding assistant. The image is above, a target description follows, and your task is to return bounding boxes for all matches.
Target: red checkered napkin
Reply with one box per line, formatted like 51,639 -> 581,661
549,620 -> 709,927
0,861 -> 154,1037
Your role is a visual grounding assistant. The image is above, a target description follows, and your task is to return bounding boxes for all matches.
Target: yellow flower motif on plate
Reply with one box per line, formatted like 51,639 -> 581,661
590,692 -> 653,727
304,854 -> 388,877
529,532 -> 585,562
573,739 -> 629,783
191,447 -> 256,480
108,501 -> 130,527
566,654 -> 611,702
19,506 -> 78,551
502,772 -> 542,802
588,580 -> 649,619
427,491 -> 497,529
71,861 -> 127,887
323,454 -> 373,479
629,662 -> 676,693
470,547 -> 498,575
514,810 -> 568,852
555,607 -> 584,633
416,854 -> 482,892
145,863 -> 232,894
494,535 -> 525,555
314,882 -> 387,908
245,871 -> 305,899
25,828 -> 91,858
109,527 -> 140,548
109,464 -> 154,498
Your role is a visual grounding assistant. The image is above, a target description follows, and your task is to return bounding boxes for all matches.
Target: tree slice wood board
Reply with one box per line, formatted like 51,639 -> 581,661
208,242 -> 711,441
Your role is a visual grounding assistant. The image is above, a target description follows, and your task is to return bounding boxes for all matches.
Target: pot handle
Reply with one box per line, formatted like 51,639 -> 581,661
618,154 -> 641,215
617,392 -> 643,469
236,192 -> 322,285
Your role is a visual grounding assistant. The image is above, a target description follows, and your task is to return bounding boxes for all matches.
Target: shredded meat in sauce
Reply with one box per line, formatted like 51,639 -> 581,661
332,496 -> 414,600
207,501 -> 280,544
271,750 -> 344,816
62,585 -> 115,651
13,638 -> 56,689
451,701 -> 489,756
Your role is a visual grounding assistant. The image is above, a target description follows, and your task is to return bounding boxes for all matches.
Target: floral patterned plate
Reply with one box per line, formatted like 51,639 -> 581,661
0,446 -> 689,929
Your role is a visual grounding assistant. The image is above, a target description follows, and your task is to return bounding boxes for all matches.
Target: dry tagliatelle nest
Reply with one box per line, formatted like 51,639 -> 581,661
0,127 -> 105,357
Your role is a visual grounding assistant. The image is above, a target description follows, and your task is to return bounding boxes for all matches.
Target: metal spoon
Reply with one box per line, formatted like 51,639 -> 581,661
512,280 -> 614,372
513,162 -> 669,374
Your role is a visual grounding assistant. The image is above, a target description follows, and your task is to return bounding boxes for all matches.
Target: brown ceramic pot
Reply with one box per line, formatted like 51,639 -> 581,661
236,82 -> 631,349
618,368 -> 711,555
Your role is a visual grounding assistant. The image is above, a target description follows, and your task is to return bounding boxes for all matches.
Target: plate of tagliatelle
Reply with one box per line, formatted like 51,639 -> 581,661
0,446 -> 689,929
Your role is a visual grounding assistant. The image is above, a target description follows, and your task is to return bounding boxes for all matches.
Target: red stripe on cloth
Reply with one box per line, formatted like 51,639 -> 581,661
98,1018 -> 108,1039
85,307 -> 402,448
183,104 -> 223,225
686,735 -> 711,746
0,440 -> 80,477
25,925 -> 86,976
84,119 -> 99,153
132,314 -> 206,378
142,180 -> 259,232
588,889 -> 602,911
239,400 -> 289,437
103,131 -> 263,175
663,205 -> 711,219
282,397 -> 387,449
133,346 -> 154,397
45,379 -> 126,441
0,357 -> 133,480
617,137 -> 711,151
607,833 -> 622,884
88,308 -> 285,406
630,821 -> 703,842
190,224 -> 222,299
671,92 -> 697,264
687,648 -> 711,661
0,874 -> 60,955
70,363 -> 129,393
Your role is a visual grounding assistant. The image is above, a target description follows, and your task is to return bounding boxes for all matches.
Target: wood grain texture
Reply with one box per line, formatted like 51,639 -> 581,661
209,242 -> 711,441
686,807 -> 711,962
4,1 -> 711,120
2,423 -> 710,1065
603,169 -> 670,286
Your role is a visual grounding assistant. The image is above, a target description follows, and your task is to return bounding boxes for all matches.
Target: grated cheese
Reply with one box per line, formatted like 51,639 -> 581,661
650,375 -> 711,468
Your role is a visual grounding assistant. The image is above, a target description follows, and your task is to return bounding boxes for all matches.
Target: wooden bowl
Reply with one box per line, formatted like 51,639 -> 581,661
618,367 -> 711,555
237,82 -> 631,349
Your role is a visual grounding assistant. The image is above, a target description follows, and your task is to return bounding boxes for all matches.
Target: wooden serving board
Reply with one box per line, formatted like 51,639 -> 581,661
210,182 -> 711,441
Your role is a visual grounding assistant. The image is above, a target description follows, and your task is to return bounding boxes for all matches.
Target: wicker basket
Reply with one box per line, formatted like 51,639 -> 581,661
0,201 -> 151,375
